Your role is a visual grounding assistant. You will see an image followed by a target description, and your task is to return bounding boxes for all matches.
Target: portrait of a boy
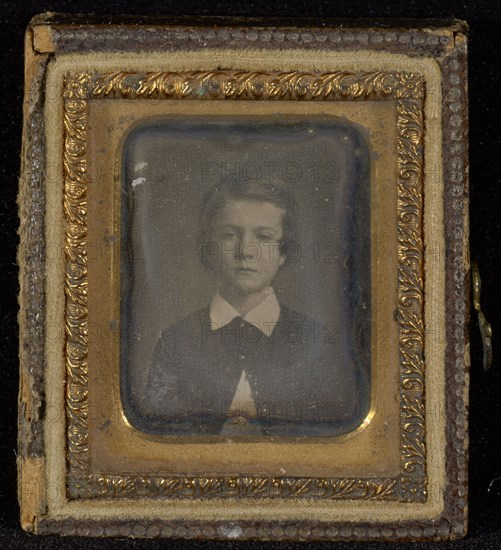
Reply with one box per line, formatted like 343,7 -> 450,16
120,117 -> 371,438
136,179 -> 365,436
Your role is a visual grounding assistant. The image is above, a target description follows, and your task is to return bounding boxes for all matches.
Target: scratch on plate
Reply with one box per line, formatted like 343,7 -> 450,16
134,161 -> 148,172
132,177 -> 146,188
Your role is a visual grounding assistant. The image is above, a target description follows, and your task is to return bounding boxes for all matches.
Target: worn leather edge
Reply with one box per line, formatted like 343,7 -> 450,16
17,27 -> 50,532
438,29 -> 470,539
27,13 -> 467,58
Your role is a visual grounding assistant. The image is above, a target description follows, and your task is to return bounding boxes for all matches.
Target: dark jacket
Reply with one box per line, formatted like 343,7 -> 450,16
133,304 -> 367,436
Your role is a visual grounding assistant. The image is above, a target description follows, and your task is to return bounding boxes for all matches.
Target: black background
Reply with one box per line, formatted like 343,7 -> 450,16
1,0 -> 500,548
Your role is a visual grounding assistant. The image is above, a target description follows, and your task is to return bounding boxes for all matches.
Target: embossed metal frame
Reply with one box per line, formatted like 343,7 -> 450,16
63,69 -> 425,502
17,15 -> 470,541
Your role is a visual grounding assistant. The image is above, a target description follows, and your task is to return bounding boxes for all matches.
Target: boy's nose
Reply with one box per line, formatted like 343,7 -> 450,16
236,237 -> 259,261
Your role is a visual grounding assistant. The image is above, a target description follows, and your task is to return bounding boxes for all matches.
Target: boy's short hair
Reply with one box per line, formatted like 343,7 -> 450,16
198,180 -> 298,269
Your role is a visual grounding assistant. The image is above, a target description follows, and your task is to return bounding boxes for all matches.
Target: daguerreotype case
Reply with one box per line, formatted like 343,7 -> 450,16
18,14 -> 469,541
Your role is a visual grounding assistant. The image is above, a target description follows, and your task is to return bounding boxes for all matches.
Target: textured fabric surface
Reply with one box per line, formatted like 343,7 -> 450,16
2,0 -> 501,547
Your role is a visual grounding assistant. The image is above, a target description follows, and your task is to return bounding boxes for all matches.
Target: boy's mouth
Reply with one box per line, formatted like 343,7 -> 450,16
235,267 -> 258,273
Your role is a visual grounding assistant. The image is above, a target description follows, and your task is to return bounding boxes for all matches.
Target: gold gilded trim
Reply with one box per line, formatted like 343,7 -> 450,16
396,94 -> 426,500
63,72 -> 92,471
88,70 -> 423,100
63,70 -> 425,501
69,474 -> 398,500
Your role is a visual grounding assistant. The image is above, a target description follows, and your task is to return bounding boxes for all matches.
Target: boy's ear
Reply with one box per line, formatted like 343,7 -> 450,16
278,252 -> 286,268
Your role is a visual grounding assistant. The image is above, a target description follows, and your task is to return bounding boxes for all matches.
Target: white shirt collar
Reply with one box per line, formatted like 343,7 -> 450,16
209,287 -> 281,336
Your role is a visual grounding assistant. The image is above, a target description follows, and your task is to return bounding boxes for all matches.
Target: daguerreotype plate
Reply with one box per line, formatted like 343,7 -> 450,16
18,14 -> 469,541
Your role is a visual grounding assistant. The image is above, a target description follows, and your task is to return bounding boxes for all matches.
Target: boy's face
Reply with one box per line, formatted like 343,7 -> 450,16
213,199 -> 286,295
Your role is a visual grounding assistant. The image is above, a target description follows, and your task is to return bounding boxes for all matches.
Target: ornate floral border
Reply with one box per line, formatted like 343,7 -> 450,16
63,69 -> 425,502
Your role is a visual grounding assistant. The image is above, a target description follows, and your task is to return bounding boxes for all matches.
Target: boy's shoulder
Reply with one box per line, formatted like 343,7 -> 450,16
277,303 -> 335,345
278,302 -> 317,327
159,306 -> 211,340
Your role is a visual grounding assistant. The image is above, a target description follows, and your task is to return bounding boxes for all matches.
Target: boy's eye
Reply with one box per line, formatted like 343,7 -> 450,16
257,233 -> 273,242
221,231 -> 237,239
